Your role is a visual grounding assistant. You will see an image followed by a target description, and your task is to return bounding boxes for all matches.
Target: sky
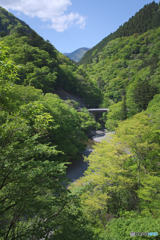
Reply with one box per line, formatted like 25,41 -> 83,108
0,0 -> 159,53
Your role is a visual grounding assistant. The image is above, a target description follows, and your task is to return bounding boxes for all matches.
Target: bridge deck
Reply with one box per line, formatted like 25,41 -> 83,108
87,108 -> 109,112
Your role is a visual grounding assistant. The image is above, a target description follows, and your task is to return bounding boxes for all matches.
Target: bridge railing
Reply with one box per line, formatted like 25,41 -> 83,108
87,108 -> 109,112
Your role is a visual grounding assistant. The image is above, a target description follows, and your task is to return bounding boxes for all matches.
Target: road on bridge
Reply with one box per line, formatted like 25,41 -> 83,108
87,108 -> 109,112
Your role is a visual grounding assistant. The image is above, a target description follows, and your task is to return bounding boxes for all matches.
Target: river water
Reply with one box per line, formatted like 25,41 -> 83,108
67,130 -> 112,182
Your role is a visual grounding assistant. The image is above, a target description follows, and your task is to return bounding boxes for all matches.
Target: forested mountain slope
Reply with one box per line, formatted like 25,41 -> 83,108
80,24 -> 160,129
81,1 -> 160,64
0,42 -> 100,239
1,2 -> 160,239
0,6 -> 102,105
64,47 -> 89,62
69,4 -> 160,236
71,92 -> 160,240
0,6 -> 33,37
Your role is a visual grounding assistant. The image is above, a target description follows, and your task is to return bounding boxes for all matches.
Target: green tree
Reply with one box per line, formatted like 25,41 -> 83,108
120,94 -> 127,120
101,216 -> 160,240
127,77 -> 157,116
72,98 -> 160,226
105,101 -> 123,130
0,43 -> 97,239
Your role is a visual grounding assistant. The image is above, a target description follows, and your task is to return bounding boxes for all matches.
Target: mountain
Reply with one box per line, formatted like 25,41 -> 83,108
0,6 -> 33,37
1,3 -> 160,239
64,47 -> 89,62
81,1 -> 160,64
0,6 -> 101,105
72,4 -> 160,233
79,1 -> 160,121
0,12 -> 99,240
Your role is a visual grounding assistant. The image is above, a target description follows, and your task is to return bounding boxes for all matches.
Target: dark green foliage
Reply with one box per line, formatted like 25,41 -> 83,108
127,78 -> 157,115
0,6 -> 32,36
120,95 -> 127,120
72,94 -> 160,239
105,101 -> 123,130
1,3 -> 160,239
101,216 -> 160,240
81,1 -> 160,64
80,26 -> 160,129
0,43 -> 98,240
0,6 -> 102,106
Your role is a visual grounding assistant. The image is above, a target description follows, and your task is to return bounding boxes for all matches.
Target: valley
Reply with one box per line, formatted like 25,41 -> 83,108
0,1 -> 160,239
67,129 -> 110,182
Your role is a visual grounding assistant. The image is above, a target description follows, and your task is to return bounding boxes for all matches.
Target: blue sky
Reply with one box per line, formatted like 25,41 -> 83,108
0,0 -> 159,53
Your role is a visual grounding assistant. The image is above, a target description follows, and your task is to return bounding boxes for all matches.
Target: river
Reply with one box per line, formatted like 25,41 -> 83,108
67,129 -> 112,182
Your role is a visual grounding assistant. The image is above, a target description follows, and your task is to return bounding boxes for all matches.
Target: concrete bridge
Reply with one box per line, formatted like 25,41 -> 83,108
87,108 -> 109,126
87,108 -> 109,112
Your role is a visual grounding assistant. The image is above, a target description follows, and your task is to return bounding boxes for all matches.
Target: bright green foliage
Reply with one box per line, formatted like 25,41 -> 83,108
146,93 -> 160,123
80,22 -> 160,128
101,216 -> 160,240
0,43 -> 97,239
120,94 -> 127,120
105,101 -> 123,130
81,2 -> 160,64
0,42 -> 97,163
51,200 -> 98,240
77,107 -> 100,133
126,77 -> 157,116
0,6 -> 32,37
1,80 -> 97,163
0,6 -> 102,106
1,3 -> 160,238
0,43 -> 18,110
0,108 -> 66,239
72,94 -> 160,230
82,27 -> 160,104
103,95 -> 127,131
42,93 -> 87,161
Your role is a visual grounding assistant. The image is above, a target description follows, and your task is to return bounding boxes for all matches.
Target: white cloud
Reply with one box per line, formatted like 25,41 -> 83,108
0,0 -> 86,32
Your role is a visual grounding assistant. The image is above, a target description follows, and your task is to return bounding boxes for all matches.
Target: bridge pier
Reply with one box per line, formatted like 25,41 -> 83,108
87,108 -> 109,128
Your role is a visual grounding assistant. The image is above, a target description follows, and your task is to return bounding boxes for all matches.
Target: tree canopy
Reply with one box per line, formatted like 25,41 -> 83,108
0,42 -> 99,240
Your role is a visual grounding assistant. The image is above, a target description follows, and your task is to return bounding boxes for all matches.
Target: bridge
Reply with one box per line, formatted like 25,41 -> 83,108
87,108 -> 109,112
87,108 -> 109,126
